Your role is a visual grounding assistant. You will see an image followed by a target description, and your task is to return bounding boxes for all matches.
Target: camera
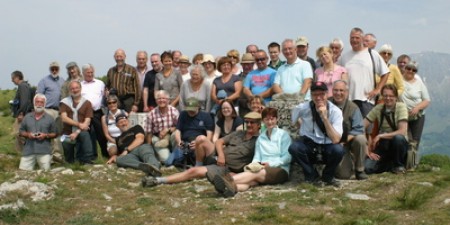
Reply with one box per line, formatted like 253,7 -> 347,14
313,146 -> 324,163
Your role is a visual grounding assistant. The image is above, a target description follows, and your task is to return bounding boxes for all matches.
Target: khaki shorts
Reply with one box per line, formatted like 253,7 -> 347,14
19,154 -> 52,171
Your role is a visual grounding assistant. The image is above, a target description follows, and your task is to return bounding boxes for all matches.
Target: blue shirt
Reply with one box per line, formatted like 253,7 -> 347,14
274,58 -> 313,100
291,100 -> 343,144
37,75 -> 65,108
177,111 -> 214,142
253,127 -> 292,173
244,67 -> 276,103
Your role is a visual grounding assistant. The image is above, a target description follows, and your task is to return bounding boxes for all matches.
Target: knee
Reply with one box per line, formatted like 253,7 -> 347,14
329,144 -> 345,157
288,141 -> 304,155
353,135 -> 367,146
195,135 -> 207,144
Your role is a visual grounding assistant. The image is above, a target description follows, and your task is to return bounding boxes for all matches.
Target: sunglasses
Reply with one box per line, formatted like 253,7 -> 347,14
380,52 -> 392,56
50,67 -> 59,71
245,120 -> 258,124
255,58 -> 266,62
228,55 -> 238,59
107,101 -> 117,105
405,67 -> 416,72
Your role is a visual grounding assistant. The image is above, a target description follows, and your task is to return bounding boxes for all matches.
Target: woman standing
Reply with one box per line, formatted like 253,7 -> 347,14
314,46 -> 348,97
155,51 -> 183,107
227,49 -> 243,76
207,107 -> 292,197
378,44 -> 404,96
210,57 -> 243,114
179,65 -> 211,112
101,95 -> 127,164
61,62 -> 83,99
400,61 -> 430,150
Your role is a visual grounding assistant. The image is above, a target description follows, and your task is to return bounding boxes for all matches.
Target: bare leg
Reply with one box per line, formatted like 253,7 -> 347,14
231,170 -> 267,192
165,166 -> 208,184
194,136 -> 215,164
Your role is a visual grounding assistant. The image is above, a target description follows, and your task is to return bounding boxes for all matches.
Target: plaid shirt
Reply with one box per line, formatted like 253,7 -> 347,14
146,105 -> 179,134
106,63 -> 141,106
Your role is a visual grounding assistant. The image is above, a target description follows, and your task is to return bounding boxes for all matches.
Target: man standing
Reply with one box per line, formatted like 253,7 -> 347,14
363,33 -> 377,49
81,64 -> 107,159
11,71 -> 32,153
135,51 -> 150,90
143,53 -> 163,112
245,44 -> 258,56
146,90 -> 179,162
330,80 -> 368,180
172,50 -> 182,71
37,61 -> 65,162
237,53 -> 255,117
106,49 -> 141,113
273,39 -> 313,100
60,80 -> 94,164
295,36 -> 317,71
115,114 -> 161,176
141,112 -> 261,187
19,94 -> 57,171
243,50 -> 276,104
288,81 -> 344,186
338,27 -> 389,117
267,42 -> 285,70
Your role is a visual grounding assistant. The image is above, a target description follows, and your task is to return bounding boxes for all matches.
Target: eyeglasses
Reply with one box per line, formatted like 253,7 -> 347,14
228,56 -> 238,59
255,58 -> 266,62
245,120 -> 258,125
405,67 -> 417,72
107,101 -> 117,105
380,52 -> 392,56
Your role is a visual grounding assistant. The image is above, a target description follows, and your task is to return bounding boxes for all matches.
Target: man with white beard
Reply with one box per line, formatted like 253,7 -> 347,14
19,94 -> 57,171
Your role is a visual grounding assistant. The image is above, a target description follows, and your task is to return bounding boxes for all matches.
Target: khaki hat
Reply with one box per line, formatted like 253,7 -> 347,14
202,54 -> 215,63
49,61 -> 60,68
244,112 -> 261,120
241,53 -> 255,64
185,97 -> 200,111
179,55 -> 191,64
296,36 -> 309,46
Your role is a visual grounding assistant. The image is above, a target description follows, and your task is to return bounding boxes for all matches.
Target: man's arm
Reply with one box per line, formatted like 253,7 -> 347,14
272,84 -> 282,94
300,78 -> 312,95
127,133 -> 145,152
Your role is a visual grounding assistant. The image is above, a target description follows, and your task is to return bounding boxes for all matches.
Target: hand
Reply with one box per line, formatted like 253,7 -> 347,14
188,141 -> 196,150
368,152 -> 380,161
69,132 -> 79,141
17,114 -> 24,123
131,105 -> 139,113
79,123 -> 89,131
216,155 -> 225,167
35,133 -> 46,141
106,155 -> 117,164
159,129 -> 168,139
120,150 -> 128,156
409,107 -> 420,117
317,104 -> 328,119
143,106 -> 149,112
367,89 -> 380,100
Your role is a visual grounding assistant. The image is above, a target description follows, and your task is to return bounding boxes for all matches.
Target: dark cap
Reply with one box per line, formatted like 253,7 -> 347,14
311,81 -> 328,92
115,113 -> 128,123
185,97 -> 200,111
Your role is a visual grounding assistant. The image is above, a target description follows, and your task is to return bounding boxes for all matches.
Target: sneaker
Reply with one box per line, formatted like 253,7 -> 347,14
138,163 -> 162,177
212,173 -> 237,198
141,176 -> 159,188
355,171 -> 368,180
392,166 -> 406,174
324,179 -> 341,188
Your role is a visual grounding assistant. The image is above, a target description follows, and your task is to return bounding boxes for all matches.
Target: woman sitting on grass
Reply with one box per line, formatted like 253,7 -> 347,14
207,107 -> 292,197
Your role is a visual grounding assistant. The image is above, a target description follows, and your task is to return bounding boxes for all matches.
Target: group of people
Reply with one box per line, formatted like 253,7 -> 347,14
11,27 -> 430,197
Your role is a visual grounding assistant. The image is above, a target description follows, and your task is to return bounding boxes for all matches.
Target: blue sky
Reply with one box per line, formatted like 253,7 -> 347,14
1,0 -> 449,89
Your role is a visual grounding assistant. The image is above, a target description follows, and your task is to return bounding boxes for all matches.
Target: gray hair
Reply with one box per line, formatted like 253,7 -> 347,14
333,79 -> 349,90
365,33 -> 377,42
190,64 -> 207,79
155,90 -> 170,99
82,63 -> 95,74
136,50 -> 148,58
33,93 -> 47,105
281,38 -> 295,47
329,38 -> 344,50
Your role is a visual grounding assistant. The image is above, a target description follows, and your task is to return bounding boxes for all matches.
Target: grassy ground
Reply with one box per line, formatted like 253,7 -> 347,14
1,94 -> 450,224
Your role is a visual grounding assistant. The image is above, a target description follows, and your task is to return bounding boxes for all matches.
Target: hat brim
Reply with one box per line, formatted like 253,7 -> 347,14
185,106 -> 198,111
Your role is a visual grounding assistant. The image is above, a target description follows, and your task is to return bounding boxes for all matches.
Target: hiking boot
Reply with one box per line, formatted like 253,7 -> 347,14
206,166 -> 226,193
212,173 -> 237,198
355,171 -> 368,180
138,163 -> 162,177
392,166 -> 406,174
324,179 -> 341,188
141,176 -> 159,188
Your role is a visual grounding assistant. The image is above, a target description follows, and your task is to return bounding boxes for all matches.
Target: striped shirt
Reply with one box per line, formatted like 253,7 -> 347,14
106,64 -> 141,106
146,105 -> 179,134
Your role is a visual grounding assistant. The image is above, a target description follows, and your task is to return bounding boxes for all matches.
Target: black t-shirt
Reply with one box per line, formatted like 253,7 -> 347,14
116,125 -> 145,154
143,69 -> 157,108
216,116 -> 244,138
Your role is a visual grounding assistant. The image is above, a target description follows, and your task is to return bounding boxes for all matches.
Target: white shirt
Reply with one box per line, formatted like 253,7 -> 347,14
81,79 -> 105,111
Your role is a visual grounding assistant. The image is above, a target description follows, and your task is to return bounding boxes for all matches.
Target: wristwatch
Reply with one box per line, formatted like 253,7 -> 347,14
124,146 -> 129,153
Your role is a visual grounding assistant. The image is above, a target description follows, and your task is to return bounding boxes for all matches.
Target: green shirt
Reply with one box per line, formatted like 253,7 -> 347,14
366,102 -> 408,133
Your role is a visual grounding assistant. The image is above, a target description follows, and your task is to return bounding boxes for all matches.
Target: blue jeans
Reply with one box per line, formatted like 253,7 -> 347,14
289,137 -> 344,182
62,131 -> 94,164
365,134 -> 408,174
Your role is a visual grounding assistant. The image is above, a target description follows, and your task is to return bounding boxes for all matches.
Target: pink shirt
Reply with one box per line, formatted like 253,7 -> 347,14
314,65 -> 347,97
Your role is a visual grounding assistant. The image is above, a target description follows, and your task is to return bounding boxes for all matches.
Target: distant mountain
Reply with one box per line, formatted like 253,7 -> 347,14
409,52 -> 450,156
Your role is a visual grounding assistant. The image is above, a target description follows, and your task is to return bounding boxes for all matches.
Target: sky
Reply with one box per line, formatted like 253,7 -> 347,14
1,0 -> 450,89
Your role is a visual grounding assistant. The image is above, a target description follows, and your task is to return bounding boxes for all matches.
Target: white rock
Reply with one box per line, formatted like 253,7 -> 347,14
61,169 -> 74,175
231,218 -> 236,223
278,202 -> 286,209
444,198 -> 450,204
172,201 -> 180,208
128,182 -> 140,188
50,167 -> 66,173
103,193 -> 113,201
345,193 -> 370,200
0,199 -> 25,210
417,182 -> 433,187
105,206 -> 112,212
